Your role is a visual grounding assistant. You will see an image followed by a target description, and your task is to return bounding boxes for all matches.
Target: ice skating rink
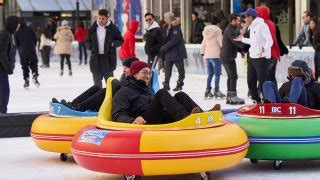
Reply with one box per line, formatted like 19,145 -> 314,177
2,62 -> 320,179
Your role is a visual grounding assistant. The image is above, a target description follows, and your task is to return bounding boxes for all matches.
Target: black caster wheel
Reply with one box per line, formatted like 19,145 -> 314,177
250,159 -> 258,164
124,175 -> 141,180
273,160 -> 283,170
200,172 -> 211,180
60,153 -> 68,161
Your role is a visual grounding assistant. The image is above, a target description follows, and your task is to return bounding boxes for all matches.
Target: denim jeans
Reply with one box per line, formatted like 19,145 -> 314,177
206,58 -> 221,89
0,72 -> 10,113
263,77 -> 308,107
79,41 -> 87,63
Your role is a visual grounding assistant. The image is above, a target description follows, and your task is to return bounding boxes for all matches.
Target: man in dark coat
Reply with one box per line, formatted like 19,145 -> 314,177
160,12 -> 187,91
86,9 -> 124,88
0,16 -> 19,113
189,11 -> 205,44
15,18 -> 40,89
220,14 -> 244,105
143,12 -> 163,66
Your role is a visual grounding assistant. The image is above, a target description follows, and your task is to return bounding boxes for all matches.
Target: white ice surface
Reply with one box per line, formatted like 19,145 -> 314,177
2,62 -> 320,179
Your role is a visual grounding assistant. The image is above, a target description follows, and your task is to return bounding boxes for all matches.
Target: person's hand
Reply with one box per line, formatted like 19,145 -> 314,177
111,42 -> 114,47
233,35 -> 243,42
133,116 -> 146,124
257,47 -> 265,57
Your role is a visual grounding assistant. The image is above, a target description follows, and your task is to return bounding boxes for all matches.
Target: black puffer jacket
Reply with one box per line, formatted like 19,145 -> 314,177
279,79 -> 320,109
112,77 -> 153,123
14,21 -> 37,55
144,25 -> 163,57
189,18 -> 205,44
86,21 -> 123,74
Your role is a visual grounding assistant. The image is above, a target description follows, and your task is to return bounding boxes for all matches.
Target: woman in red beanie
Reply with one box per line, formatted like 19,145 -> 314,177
112,61 -> 221,124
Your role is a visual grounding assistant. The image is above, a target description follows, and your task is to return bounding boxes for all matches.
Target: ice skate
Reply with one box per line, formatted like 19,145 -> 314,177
32,75 -> 40,88
204,88 -> 214,99
173,81 -> 184,91
226,92 -> 245,105
23,78 -> 30,89
214,89 -> 226,99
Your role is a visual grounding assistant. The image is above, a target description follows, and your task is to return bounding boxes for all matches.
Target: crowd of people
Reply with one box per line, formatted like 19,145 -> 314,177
1,6 -> 320,123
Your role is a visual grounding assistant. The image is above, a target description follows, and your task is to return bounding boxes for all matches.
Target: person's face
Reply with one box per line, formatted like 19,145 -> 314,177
310,20 -> 316,31
235,16 -> 241,26
123,66 -> 130,76
145,15 -> 154,27
98,15 -> 109,26
302,12 -> 310,23
134,67 -> 152,84
191,14 -> 197,21
245,15 -> 253,24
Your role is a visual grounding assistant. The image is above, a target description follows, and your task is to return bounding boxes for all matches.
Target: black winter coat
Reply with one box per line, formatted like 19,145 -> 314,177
14,24 -> 37,55
86,21 -> 123,74
144,27 -> 163,57
220,24 -> 241,60
0,30 -> 14,74
160,21 -> 187,62
279,80 -> 320,109
112,77 -> 153,123
190,19 -> 205,44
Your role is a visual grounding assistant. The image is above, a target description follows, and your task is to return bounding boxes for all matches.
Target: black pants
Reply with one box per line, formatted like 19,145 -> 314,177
60,54 -> 71,71
164,59 -> 185,84
41,46 -> 51,66
79,42 -> 87,64
92,55 -> 114,88
267,58 -> 278,88
0,72 -> 9,113
20,52 -> 39,80
72,85 -> 105,111
142,89 -> 199,124
222,58 -> 238,92
247,57 -> 268,102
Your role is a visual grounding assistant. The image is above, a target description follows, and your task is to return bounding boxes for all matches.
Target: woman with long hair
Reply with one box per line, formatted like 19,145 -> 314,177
310,18 -> 320,80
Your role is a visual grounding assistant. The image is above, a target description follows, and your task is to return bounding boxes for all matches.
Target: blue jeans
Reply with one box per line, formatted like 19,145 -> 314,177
79,41 -> 87,63
0,72 -> 10,113
263,77 -> 308,107
206,58 -> 221,89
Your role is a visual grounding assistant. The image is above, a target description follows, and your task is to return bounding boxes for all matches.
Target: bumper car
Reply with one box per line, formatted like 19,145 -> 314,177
31,80 -> 122,161
225,103 -> 320,169
71,78 -> 249,179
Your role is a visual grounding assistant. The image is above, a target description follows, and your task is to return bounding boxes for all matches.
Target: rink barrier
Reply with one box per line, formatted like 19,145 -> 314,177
0,112 -> 45,138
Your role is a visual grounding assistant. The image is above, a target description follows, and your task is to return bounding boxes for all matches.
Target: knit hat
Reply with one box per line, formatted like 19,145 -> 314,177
130,61 -> 150,76
122,57 -> 139,68
61,20 -> 68,26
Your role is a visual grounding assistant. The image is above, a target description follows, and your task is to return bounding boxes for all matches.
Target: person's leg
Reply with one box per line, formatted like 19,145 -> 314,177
83,42 -> 88,64
60,54 -> 65,71
46,46 -> 51,67
174,91 -> 201,112
254,58 -> 268,99
79,42 -> 83,64
174,59 -> 185,85
222,61 -> 231,92
267,59 -> 278,88
0,73 -> 9,113
72,85 -> 102,105
263,81 -> 282,103
164,60 -> 174,85
213,58 -> 222,90
40,49 -> 45,66
66,55 -> 72,71
20,54 -> 30,80
29,53 -> 39,77
92,72 -> 103,88
228,60 -> 238,92
206,59 -> 214,89
142,89 -> 190,124
77,88 -> 106,111
247,58 -> 259,102
289,77 -> 308,106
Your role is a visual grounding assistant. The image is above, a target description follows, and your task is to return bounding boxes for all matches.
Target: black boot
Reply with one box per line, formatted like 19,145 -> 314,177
32,73 -> 40,87
162,82 -> 170,91
204,88 -> 214,99
23,78 -> 30,89
173,81 -> 184,91
214,88 -> 226,99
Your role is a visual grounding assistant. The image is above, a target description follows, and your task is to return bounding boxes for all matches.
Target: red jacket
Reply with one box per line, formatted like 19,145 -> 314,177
119,20 -> 139,59
257,6 -> 280,59
74,27 -> 88,42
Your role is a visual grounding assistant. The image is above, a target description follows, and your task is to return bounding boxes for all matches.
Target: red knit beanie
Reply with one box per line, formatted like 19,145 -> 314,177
130,61 -> 150,76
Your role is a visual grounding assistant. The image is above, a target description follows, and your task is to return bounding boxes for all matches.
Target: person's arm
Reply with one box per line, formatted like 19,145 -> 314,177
85,29 -> 92,50
112,90 -> 135,123
200,38 -> 206,55
261,24 -> 273,58
218,32 -> 223,48
160,27 -> 182,53
39,34 -> 45,50
129,34 -> 135,57
32,29 -> 37,47
151,28 -> 163,54
112,26 -> 124,48
14,32 -> 20,48
0,33 -> 13,74
303,28 -> 311,46
293,28 -> 305,45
